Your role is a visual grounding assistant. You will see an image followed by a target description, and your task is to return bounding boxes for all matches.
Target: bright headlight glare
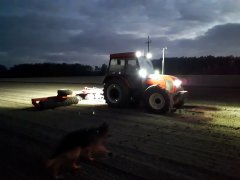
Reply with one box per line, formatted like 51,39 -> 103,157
149,70 -> 160,80
135,51 -> 142,58
138,68 -> 147,78
149,74 -> 158,80
146,52 -> 152,59
173,79 -> 182,88
154,70 -> 160,74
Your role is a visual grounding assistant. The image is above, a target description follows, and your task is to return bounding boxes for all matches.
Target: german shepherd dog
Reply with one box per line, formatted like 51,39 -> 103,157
46,122 -> 110,179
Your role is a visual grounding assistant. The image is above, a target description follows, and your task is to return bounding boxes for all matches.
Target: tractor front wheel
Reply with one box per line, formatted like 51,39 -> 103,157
174,97 -> 185,108
144,86 -> 170,114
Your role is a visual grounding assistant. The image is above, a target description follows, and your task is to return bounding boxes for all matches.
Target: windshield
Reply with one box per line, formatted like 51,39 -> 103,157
138,57 -> 155,74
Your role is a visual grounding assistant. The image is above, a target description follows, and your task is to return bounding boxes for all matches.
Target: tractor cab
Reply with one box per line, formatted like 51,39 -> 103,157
103,51 -> 187,113
107,51 -> 154,78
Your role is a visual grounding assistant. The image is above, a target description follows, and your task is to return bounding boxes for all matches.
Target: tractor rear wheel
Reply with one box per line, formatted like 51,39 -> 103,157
144,86 -> 170,114
104,78 -> 130,107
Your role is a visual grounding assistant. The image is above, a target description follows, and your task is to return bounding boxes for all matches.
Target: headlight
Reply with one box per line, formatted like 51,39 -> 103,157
149,70 -> 160,80
173,79 -> 182,88
135,51 -> 142,58
154,70 -> 160,75
146,52 -> 152,59
138,68 -> 147,78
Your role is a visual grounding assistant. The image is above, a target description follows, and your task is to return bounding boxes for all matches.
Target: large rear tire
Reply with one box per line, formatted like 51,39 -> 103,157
144,86 -> 170,114
104,78 -> 130,107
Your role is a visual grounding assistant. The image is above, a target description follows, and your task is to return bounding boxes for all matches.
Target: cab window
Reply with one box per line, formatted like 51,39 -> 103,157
126,59 -> 138,74
109,59 -> 125,73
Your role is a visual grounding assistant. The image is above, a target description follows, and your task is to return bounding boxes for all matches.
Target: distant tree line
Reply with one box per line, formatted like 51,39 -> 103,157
1,56 -> 240,77
152,56 -> 240,75
0,63 -> 108,77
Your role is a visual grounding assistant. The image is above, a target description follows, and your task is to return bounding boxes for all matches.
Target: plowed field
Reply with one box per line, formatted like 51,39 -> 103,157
0,81 -> 240,179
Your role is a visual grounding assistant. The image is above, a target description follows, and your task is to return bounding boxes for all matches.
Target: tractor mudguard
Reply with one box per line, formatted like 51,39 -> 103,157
144,85 -> 173,113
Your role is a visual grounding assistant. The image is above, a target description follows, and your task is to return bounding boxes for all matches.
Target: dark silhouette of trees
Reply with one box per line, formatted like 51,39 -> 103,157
0,63 -> 109,77
152,56 -> 240,75
93,64 -> 108,75
100,64 -> 108,75
0,64 -> 7,77
0,64 -> 7,71
8,63 -> 94,77
1,56 -> 240,78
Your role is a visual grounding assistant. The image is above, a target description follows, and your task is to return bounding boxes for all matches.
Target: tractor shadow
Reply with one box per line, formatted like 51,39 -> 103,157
183,105 -> 220,112
23,107 -> 41,111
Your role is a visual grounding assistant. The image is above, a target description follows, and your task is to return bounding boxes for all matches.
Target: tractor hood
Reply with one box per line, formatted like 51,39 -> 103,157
146,74 -> 182,93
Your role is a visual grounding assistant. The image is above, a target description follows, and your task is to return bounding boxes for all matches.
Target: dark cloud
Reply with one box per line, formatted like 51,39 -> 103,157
169,23 -> 240,57
0,0 -> 240,68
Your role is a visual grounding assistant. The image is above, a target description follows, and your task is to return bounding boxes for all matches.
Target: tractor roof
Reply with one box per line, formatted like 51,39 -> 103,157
110,52 -> 136,59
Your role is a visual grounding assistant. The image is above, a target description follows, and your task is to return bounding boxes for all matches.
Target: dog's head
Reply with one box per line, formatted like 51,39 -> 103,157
96,122 -> 109,137
90,122 -> 112,158
85,122 -> 109,143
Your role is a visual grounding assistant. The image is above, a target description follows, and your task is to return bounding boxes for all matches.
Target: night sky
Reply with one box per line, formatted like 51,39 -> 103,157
1,0 -> 240,68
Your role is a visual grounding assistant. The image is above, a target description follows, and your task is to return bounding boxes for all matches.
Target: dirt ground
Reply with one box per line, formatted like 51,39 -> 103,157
0,81 -> 240,180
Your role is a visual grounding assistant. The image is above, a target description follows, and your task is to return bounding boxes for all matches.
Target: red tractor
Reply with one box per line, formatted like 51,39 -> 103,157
103,51 -> 187,113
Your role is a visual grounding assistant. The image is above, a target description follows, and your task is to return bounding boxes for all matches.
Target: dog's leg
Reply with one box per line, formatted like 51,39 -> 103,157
46,158 -> 61,178
81,146 -> 95,161
47,156 -> 65,179
70,147 -> 81,172
87,150 -> 95,161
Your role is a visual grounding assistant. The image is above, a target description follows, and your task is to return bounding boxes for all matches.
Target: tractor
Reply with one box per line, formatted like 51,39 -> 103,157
103,51 -> 187,113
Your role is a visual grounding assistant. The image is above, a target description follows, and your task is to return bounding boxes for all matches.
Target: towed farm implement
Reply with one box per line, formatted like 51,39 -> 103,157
31,87 -> 104,109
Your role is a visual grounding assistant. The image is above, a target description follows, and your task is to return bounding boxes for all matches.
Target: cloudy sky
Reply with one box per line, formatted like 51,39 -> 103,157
1,0 -> 240,68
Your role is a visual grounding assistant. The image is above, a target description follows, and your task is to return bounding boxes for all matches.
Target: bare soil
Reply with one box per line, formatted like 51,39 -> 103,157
0,81 -> 240,180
